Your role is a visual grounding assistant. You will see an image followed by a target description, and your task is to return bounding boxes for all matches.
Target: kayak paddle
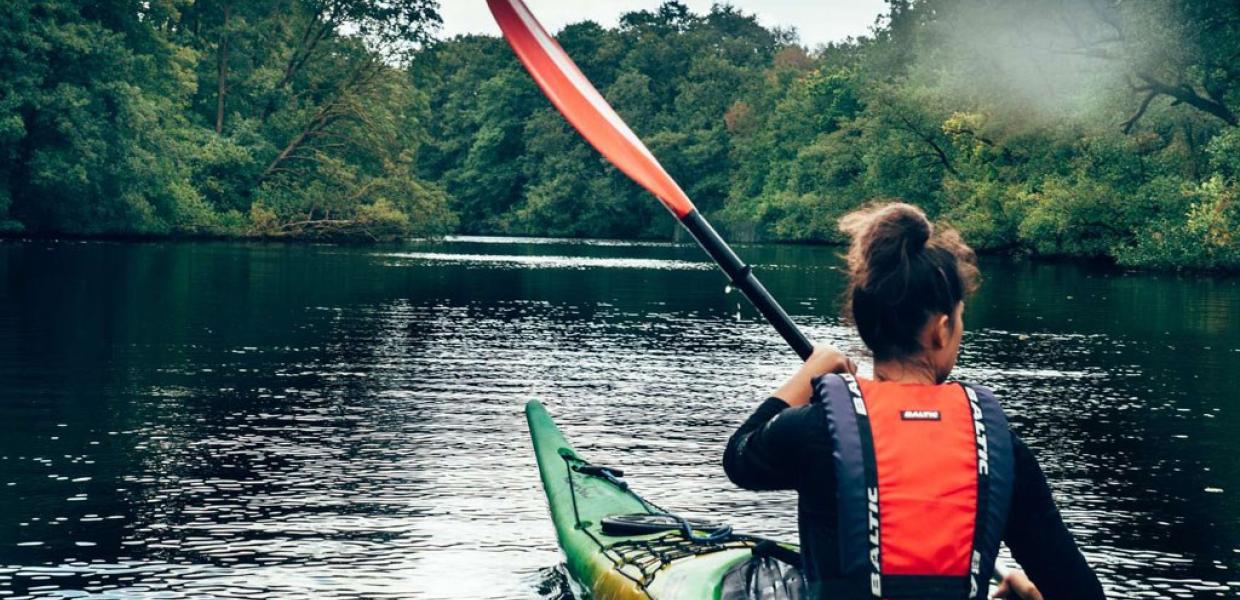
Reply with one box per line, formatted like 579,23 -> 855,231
487,0 -> 1017,588
486,0 -> 813,361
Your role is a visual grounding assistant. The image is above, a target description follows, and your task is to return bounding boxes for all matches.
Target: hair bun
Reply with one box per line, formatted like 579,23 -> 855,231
880,203 -> 932,255
839,202 -> 933,269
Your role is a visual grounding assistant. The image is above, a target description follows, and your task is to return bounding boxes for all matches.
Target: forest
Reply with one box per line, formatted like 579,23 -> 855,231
1,0 -> 1238,269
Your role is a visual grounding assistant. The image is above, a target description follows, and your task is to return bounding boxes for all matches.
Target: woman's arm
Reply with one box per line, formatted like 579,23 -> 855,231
1004,436 -> 1106,600
723,397 -> 809,490
723,346 -> 855,490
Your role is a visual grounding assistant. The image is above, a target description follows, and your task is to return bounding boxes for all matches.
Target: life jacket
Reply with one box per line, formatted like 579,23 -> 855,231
815,373 -> 1014,600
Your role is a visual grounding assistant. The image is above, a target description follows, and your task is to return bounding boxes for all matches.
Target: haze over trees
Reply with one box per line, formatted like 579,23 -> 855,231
1,0 -> 1237,269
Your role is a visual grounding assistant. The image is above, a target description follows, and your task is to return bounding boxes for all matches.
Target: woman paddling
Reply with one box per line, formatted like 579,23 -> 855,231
723,203 -> 1105,600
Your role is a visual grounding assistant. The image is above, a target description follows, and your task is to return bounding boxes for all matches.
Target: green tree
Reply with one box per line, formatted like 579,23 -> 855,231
0,0 -> 451,240
3,0 -> 1238,269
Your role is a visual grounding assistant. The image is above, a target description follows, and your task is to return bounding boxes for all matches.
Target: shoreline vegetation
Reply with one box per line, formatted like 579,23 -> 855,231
0,230 -> 1184,276
1,1 -> 1238,271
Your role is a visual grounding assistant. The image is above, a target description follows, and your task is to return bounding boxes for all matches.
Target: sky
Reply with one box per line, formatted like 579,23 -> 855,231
439,1 -> 890,48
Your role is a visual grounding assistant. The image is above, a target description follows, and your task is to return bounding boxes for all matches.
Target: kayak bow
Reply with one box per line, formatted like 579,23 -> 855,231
526,400 -> 804,599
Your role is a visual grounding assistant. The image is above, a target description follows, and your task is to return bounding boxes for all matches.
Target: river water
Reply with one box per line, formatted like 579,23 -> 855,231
0,236 -> 1237,599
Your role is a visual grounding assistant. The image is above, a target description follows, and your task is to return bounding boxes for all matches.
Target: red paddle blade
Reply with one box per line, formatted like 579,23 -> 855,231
487,0 -> 696,218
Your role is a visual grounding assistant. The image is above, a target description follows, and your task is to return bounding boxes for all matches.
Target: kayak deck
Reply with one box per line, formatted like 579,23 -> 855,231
525,400 -> 804,599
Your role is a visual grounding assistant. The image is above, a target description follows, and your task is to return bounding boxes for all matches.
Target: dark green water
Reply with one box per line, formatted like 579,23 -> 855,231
0,236 -> 1237,598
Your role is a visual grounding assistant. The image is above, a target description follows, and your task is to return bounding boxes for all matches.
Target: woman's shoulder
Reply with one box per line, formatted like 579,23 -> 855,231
952,379 -> 997,394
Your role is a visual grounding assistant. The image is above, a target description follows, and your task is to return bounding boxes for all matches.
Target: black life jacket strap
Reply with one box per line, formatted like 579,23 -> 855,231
962,383 -> 1016,600
817,372 -> 883,596
881,574 -> 972,598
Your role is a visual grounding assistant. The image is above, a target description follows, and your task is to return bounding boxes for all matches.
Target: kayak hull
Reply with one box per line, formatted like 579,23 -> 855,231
525,400 -> 791,600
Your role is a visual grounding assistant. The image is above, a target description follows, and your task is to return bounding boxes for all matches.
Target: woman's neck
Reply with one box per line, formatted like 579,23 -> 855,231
873,359 -> 940,385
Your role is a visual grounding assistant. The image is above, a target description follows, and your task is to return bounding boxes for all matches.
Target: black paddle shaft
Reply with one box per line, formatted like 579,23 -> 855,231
679,209 -> 814,361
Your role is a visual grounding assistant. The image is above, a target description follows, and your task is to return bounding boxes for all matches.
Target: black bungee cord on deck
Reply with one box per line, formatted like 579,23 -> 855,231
561,451 -> 734,544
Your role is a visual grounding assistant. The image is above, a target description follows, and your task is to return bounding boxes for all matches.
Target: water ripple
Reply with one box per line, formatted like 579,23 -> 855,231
0,237 -> 1236,598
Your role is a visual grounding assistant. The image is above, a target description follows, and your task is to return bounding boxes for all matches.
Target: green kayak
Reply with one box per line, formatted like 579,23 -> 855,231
525,400 -> 804,600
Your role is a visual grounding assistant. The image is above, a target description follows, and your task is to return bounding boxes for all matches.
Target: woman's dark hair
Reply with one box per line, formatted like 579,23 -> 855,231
839,202 -> 979,362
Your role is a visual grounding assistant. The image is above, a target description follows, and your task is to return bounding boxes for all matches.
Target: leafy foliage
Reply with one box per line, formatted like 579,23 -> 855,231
412,0 -> 1239,269
1,0 -> 1238,268
0,0 -> 452,240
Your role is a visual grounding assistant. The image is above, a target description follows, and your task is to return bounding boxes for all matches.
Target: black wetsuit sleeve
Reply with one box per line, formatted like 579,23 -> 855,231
722,397 -> 815,491
1005,435 -> 1106,600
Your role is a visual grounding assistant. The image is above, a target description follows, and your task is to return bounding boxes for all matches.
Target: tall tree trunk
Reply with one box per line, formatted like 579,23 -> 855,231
215,4 -> 231,134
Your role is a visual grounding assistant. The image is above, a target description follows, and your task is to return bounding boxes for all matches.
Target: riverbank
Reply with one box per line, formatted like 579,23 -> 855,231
4,228 -> 1237,275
